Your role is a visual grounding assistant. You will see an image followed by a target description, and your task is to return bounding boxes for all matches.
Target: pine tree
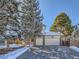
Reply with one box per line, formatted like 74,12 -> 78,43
50,12 -> 73,36
0,0 -> 43,42
20,0 -> 43,40
0,0 -> 20,39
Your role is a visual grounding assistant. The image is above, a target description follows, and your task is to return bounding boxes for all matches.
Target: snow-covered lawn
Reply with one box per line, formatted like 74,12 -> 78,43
0,44 -> 24,49
0,45 -> 7,49
70,46 -> 79,53
9,44 -> 23,48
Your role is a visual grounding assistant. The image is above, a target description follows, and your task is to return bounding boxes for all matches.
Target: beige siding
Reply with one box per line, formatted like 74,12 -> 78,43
36,37 -> 43,45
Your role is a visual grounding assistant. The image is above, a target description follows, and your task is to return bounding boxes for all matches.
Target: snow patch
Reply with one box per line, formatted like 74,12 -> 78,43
70,46 -> 79,53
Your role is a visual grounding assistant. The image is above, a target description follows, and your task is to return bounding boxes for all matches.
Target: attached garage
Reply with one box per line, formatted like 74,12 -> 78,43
35,32 -> 61,46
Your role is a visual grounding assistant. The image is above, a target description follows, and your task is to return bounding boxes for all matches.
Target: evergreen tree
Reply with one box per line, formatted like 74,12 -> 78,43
20,0 -> 43,40
0,0 -> 43,41
0,0 -> 20,40
50,12 -> 73,36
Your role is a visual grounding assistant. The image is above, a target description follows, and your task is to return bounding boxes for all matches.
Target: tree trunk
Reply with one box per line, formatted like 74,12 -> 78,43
43,35 -> 45,48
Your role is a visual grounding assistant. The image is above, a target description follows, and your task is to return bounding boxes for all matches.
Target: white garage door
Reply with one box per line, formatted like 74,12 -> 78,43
45,36 -> 60,45
36,35 -> 60,45
45,38 -> 60,45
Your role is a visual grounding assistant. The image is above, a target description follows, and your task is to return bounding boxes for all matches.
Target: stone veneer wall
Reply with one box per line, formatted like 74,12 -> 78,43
70,39 -> 79,47
75,40 -> 79,47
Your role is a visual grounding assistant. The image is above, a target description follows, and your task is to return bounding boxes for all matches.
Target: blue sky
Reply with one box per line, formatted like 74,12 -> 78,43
38,0 -> 79,32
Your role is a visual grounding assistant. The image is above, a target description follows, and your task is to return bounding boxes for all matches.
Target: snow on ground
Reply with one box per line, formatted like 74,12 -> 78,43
9,44 -> 23,48
0,44 -> 23,49
70,46 -> 79,53
0,45 -> 32,59
0,45 -> 7,49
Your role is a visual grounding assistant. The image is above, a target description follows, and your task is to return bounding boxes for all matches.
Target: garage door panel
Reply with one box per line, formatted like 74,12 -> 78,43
45,38 -> 60,45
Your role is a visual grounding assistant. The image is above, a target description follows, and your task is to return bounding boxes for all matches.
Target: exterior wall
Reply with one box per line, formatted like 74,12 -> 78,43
36,37 -> 43,45
75,40 -> 79,47
36,35 -> 60,45
71,29 -> 79,47
70,39 -> 79,47
70,40 -> 75,46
